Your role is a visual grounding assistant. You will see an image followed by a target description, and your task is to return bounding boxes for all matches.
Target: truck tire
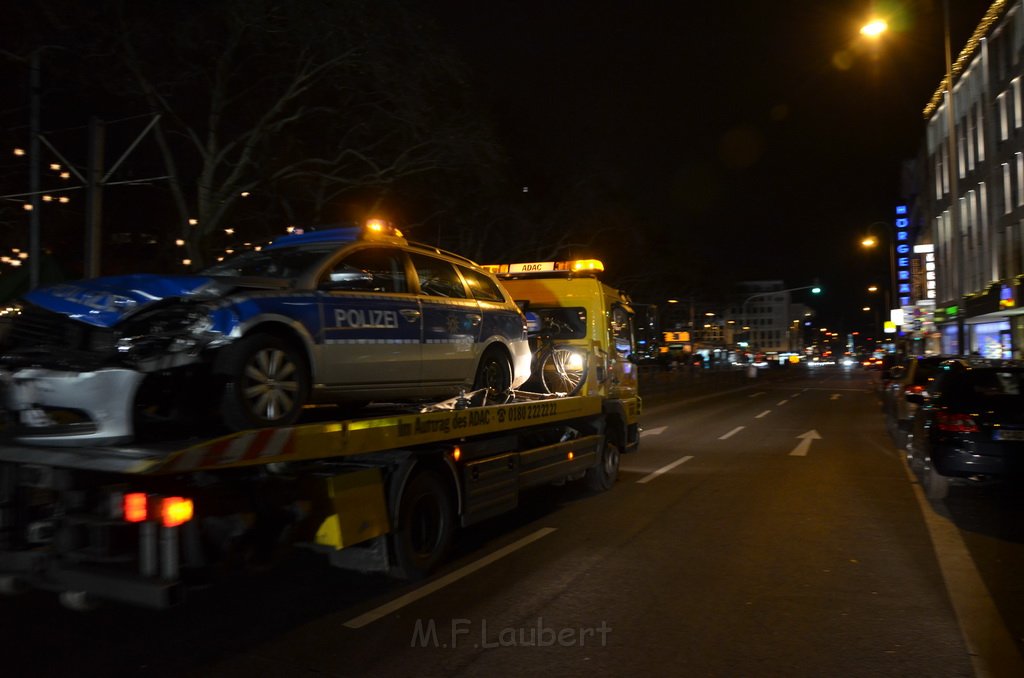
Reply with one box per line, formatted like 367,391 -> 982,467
584,440 -> 620,492
220,334 -> 310,431
390,470 -> 455,580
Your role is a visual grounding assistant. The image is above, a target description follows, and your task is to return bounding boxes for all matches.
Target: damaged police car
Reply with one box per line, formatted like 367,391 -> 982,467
0,223 -> 531,445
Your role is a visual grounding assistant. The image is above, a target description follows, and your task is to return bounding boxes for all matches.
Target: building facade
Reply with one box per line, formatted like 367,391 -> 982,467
725,281 -> 810,354
916,0 -> 1024,358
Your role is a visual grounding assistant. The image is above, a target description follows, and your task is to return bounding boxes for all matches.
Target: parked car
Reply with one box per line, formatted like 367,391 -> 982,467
906,359 -> 1024,499
882,355 -> 951,448
0,223 -> 532,445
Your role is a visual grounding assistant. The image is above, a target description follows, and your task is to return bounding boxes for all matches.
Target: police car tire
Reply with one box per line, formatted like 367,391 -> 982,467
220,334 -> 311,431
584,440 -> 620,492
390,470 -> 455,580
473,348 -> 513,394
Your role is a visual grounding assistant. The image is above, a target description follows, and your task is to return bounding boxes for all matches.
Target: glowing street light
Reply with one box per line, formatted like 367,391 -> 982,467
860,19 -> 888,38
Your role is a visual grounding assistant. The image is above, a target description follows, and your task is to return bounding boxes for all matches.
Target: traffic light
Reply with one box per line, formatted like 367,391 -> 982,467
811,286 -> 822,294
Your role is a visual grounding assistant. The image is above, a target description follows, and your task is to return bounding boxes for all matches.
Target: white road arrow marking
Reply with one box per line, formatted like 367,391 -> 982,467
789,430 -> 823,456
641,426 -> 667,437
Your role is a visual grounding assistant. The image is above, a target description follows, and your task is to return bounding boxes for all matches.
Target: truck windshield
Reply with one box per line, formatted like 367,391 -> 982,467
531,307 -> 587,339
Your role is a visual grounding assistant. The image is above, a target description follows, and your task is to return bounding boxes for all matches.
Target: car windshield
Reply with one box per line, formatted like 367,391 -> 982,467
202,246 -> 336,279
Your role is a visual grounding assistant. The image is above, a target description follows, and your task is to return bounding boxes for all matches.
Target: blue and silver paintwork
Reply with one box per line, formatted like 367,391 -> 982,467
1,228 -> 531,445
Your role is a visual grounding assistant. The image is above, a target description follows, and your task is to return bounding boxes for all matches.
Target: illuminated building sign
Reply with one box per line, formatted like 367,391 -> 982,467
895,206 -> 910,306
1001,284 -> 1016,309
913,243 -> 936,300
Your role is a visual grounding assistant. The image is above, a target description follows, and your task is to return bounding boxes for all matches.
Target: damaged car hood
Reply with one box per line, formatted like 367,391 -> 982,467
23,275 -> 232,328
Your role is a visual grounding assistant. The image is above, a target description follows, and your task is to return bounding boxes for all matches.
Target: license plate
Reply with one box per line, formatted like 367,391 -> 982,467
995,429 -> 1024,441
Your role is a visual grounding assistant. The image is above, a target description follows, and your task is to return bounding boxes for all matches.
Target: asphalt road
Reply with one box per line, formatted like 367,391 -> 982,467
2,366 -> 1023,677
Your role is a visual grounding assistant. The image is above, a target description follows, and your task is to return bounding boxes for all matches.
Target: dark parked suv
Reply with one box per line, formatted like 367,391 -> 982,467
907,359 -> 1024,499
882,355 -> 952,448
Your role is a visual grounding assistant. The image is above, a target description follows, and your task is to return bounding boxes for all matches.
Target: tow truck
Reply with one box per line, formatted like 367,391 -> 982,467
0,258 -> 640,609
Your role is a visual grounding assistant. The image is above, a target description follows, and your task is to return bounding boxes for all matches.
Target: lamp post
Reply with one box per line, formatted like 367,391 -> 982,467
941,0 -> 966,354
860,221 -> 896,317
860,3 -> 963,353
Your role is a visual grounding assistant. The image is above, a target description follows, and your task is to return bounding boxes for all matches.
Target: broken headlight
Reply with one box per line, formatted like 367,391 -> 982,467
115,303 -> 229,358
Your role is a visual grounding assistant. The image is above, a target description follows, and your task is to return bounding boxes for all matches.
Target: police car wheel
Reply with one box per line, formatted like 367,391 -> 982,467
221,334 -> 311,430
473,348 -> 512,394
390,470 -> 455,580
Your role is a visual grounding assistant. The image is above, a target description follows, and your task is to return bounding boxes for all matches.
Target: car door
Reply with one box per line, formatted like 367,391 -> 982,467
316,247 -> 422,388
408,251 -> 483,386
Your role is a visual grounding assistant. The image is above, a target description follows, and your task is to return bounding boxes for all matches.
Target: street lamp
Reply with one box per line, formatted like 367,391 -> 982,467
860,4 -> 963,352
860,222 -> 896,315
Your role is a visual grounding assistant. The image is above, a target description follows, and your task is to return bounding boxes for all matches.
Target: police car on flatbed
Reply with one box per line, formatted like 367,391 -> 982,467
0,221 -> 531,445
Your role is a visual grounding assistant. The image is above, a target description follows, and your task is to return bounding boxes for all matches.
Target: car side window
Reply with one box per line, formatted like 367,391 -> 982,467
323,248 -> 408,293
409,252 -> 468,298
458,265 -> 505,302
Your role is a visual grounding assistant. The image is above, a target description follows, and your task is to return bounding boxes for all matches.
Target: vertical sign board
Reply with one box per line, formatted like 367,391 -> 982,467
895,205 -> 911,308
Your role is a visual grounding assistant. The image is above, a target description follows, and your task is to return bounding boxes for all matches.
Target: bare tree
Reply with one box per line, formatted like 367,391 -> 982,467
4,0 -> 518,269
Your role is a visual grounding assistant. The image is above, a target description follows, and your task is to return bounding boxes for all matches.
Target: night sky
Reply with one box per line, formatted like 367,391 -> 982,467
423,0 -> 994,333
0,1 -> 999,338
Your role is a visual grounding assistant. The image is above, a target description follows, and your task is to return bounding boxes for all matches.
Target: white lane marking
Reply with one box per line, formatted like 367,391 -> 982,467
344,527 -> 557,628
788,429 -> 822,456
776,399 -> 789,406
792,392 -> 802,397
900,459 -> 1024,677
641,426 -> 667,437
755,410 -> 771,419
748,392 -> 766,398
719,426 -> 745,440
830,393 -> 841,400
636,455 -> 694,484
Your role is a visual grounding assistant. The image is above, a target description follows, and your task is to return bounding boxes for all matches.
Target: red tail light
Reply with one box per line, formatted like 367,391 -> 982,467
936,411 -> 979,433
120,492 -> 194,526
904,384 -> 925,396
123,492 -> 149,523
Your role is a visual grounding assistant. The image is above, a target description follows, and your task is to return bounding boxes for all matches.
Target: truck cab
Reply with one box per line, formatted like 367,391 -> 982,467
484,259 -> 638,400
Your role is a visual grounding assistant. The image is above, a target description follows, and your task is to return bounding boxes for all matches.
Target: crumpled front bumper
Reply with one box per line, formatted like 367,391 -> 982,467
0,367 -> 144,446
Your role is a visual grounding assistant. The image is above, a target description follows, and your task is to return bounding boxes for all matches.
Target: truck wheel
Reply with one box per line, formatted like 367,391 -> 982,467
390,470 -> 455,580
473,348 -> 512,395
584,440 -> 620,492
220,334 -> 310,431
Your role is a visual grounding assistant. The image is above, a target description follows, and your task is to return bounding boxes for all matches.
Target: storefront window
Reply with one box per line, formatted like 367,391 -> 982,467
971,320 -> 1012,358
941,324 -> 960,355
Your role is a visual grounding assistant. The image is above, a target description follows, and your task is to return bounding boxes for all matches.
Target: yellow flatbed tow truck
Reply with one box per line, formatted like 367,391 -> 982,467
0,259 -> 640,609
